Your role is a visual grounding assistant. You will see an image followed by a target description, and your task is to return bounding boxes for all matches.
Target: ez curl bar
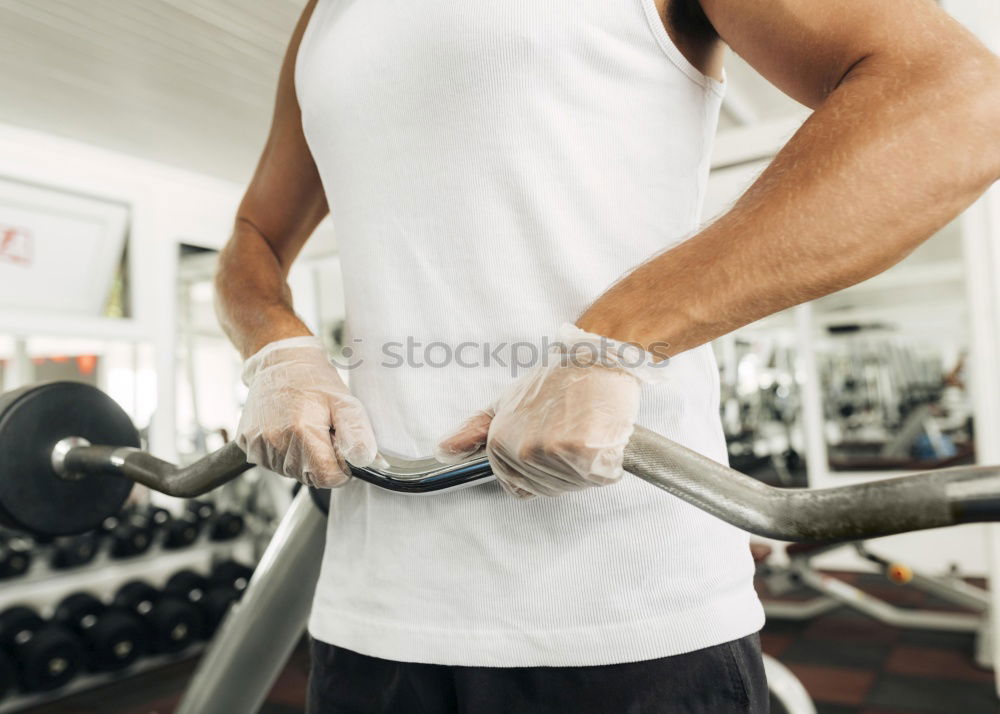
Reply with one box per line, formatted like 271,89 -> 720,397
2,381 -> 1000,541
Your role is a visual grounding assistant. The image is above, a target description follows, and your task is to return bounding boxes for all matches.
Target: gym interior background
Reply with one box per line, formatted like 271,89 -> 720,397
0,2 -> 998,713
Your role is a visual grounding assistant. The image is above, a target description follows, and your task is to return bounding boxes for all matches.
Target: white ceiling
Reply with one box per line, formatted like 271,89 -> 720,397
0,1 -> 804,184
0,0 -> 304,183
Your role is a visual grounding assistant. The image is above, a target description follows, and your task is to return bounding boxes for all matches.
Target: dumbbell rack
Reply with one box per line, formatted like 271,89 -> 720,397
0,534 -> 256,713
0,645 -> 207,714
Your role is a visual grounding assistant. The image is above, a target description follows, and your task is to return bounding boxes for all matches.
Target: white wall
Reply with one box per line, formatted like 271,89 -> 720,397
0,121 -> 334,459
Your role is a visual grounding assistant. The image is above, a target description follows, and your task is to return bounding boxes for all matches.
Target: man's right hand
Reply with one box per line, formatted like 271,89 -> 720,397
236,336 -> 378,488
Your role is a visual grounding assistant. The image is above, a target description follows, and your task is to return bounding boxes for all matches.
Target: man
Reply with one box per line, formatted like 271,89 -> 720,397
216,0 -> 1000,711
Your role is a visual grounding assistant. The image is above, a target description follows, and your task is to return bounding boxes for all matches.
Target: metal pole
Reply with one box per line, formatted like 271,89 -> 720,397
762,654 -> 816,714
795,304 -> 829,488
8,337 -> 29,391
176,489 -> 326,714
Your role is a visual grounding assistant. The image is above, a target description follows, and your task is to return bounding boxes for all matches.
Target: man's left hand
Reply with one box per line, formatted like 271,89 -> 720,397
436,326 -> 656,498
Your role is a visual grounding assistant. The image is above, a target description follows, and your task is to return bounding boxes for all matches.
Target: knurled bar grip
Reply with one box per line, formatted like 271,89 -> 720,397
625,425 -> 1000,541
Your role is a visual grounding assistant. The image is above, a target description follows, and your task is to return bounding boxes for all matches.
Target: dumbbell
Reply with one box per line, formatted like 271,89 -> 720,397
118,504 -> 171,552
143,504 -> 171,529
212,559 -> 254,595
106,510 -> 155,559
113,581 -> 203,653
186,500 -> 216,524
0,649 -> 14,701
199,588 -> 239,637
50,533 -> 99,570
208,511 -> 245,541
165,569 -> 238,637
165,569 -> 209,604
0,534 -> 32,579
53,593 -> 145,672
162,511 -> 202,550
0,606 -> 84,692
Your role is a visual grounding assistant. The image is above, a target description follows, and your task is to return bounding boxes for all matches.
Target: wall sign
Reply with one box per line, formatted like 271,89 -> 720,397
0,225 -> 33,266
0,178 -> 129,316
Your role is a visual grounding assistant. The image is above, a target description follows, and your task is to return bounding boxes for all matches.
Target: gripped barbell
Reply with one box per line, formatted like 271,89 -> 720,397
1,380 -> 1000,540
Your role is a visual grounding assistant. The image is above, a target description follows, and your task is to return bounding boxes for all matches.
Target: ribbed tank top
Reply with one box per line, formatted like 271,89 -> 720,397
296,0 -> 763,666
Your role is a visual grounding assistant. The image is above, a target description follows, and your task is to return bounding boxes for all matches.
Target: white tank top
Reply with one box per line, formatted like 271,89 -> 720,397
296,0 -> 763,666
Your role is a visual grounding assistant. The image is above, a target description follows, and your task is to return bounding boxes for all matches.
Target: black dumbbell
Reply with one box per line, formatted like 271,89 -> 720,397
208,511 -> 245,541
186,500 -> 215,524
0,648 -> 14,701
50,533 -> 99,570
200,587 -> 239,637
0,535 -> 32,579
162,512 -> 202,550
113,581 -> 202,653
165,569 -> 210,605
142,505 -> 171,530
133,504 -> 172,548
107,511 -> 154,559
165,570 -> 237,637
0,606 -> 84,692
54,593 -> 146,672
212,560 -> 253,596
98,509 -> 123,535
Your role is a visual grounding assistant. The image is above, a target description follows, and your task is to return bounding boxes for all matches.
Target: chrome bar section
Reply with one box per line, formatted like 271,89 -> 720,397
175,489 -> 327,714
59,425 -> 1000,541
50,436 -> 92,481
348,451 -> 495,493
60,442 -> 254,498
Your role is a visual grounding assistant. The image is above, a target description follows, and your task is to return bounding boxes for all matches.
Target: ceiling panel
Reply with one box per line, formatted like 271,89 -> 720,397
0,0 -> 305,183
0,1 -> 804,183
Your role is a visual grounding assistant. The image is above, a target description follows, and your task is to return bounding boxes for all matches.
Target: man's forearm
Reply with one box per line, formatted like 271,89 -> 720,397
579,53 -> 1000,357
215,219 -> 313,359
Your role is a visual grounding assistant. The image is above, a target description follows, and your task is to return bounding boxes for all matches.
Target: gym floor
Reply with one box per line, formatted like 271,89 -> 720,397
13,570 -> 993,714
758,570 -> 995,714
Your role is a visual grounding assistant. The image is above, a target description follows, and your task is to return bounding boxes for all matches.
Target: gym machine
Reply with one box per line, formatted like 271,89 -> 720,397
4,381 -> 1000,712
822,338 -> 973,471
757,539 -> 993,668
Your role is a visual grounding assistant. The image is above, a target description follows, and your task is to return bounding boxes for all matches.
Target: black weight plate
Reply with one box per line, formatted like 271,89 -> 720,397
0,382 -> 139,537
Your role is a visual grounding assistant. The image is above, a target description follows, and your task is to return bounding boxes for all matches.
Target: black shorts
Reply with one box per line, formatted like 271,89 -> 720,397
307,633 -> 768,714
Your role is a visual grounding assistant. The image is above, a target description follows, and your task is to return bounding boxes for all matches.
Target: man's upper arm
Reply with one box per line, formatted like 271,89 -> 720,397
236,0 -> 326,272
698,0 -> 990,108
